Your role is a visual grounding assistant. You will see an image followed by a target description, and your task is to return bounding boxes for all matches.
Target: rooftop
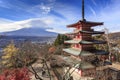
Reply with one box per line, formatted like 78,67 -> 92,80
67,20 -> 103,28
64,40 -> 106,44
80,30 -> 104,34
63,48 -> 109,55
63,48 -> 94,56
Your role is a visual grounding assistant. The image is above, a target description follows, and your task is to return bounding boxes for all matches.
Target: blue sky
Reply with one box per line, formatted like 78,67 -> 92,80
0,0 -> 120,33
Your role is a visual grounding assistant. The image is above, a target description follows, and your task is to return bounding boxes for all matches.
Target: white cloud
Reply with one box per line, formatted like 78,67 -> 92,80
91,0 -> 97,6
0,0 -> 120,34
0,14 -> 74,33
0,0 -> 55,16
0,18 -> 55,33
0,0 -> 74,34
89,6 -> 96,18
47,0 -> 56,2
40,4 -> 51,14
0,0 -> 10,8
87,0 -> 120,33
0,18 -> 13,24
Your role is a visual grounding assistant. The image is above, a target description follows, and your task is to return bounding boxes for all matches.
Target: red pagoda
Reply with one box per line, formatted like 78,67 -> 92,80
63,0 -> 109,79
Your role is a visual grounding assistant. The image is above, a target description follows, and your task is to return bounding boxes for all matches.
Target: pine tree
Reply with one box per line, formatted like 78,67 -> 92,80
54,34 -> 70,46
54,34 -> 61,46
1,42 -> 18,68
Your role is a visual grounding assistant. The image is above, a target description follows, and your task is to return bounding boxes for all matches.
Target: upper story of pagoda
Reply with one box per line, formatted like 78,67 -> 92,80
66,20 -> 104,36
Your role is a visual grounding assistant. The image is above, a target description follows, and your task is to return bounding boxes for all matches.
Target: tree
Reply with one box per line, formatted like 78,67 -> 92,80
16,41 -> 38,67
54,34 -> 70,46
28,44 -> 52,80
54,34 -> 61,46
1,42 -> 18,68
0,67 -> 30,80
104,28 -> 112,61
48,46 -> 56,54
94,34 -> 109,51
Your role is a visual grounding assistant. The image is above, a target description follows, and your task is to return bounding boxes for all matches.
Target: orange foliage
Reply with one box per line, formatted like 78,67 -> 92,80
48,47 -> 56,53
0,67 -> 31,80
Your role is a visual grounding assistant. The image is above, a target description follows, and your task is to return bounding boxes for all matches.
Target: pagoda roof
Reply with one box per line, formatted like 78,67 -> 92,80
63,48 -> 109,55
67,20 -> 103,28
80,30 -> 104,34
64,40 -> 106,44
89,49 -> 109,55
63,48 -> 94,56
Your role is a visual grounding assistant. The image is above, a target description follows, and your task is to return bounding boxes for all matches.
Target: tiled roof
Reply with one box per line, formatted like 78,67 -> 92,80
80,40 -> 106,44
67,20 -> 103,28
63,48 -> 109,55
63,48 -> 94,56
80,30 -> 104,34
64,40 -> 106,44
89,49 -> 109,55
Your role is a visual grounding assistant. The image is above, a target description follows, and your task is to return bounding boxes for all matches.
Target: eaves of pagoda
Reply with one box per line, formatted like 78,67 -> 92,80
66,30 -> 104,35
63,48 -> 109,56
63,48 -> 94,56
64,40 -> 107,44
67,20 -> 103,28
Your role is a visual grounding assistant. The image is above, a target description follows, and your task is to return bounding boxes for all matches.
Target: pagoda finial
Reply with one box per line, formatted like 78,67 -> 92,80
82,0 -> 86,21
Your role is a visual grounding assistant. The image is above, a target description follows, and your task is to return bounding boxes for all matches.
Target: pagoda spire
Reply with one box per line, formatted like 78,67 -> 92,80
82,0 -> 86,21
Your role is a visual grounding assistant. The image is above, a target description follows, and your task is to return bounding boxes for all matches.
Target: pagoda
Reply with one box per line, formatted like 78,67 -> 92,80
63,0 -> 109,79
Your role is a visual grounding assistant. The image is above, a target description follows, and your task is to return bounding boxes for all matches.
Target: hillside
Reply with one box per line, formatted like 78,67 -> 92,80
109,32 -> 120,40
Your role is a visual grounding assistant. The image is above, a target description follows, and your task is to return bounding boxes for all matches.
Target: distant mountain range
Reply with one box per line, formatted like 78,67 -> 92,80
1,27 -> 120,38
109,32 -> 120,40
2,28 -> 57,37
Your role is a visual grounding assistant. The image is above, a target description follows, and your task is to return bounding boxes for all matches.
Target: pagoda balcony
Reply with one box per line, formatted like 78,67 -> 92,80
64,40 -> 106,44
74,29 -> 80,33
66,30 -> 104,36
63,48 -> 94,57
